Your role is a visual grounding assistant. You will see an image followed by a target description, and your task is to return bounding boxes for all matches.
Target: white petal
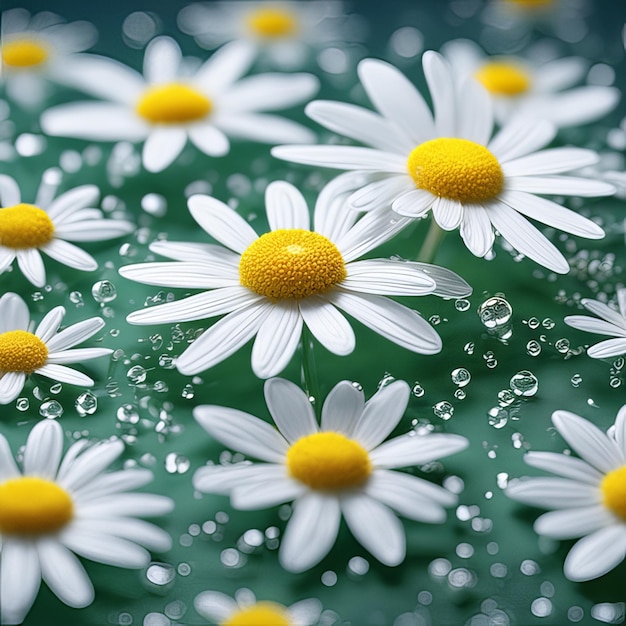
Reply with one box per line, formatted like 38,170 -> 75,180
563,315 -> 626,338
432,197 -> 463,231
231,475 -> 305,510
23,419 -> 63,478
194,591 -> 238,623
73,493 -> 172,519
34,306 -> 65,343
581,299 -> 626,327
35,363 -> 94,387
187,194 -> 258,253
0,540 -> 41,626
279,494 -> 341,572
193,462 -> 277,495
524,451 -> 603,484
60,440 -> 125,492
0,435 -> 19,481
264,377 -> 318,444
47,185 -> 100,221
216,113 -> 316,144
288,599 -> 323,626
41,239 -> 98,271
149,240 -> 239,263
505,175 -> 615,197
457,77 -> 493,145
371,433 -> 469,468
143,127 -> 188,173
329,290 -> 442,354
299,297 -> 356,356
71,518 -> 171,552
46,317 -> 104,352
0,292 -> 29,333
143,36 -> 181,84
391,188 -> 436,218
74,469 -> 154,501
52,220 -> 134,242
348,175 -> 413,212
534,57 -> 587,92
193,40 -> 256,93
119,261 -> 239,290
564,526 -> 626,582
552,410 -> 624,473
534,506 -> 613,539
60,529 -> 150,568
343,260 -> 436,296
193,405 -> 289,463
353,380 -> 410,450
188,123 -> 230,157
460,204 -> 494,257
0,248 -> 16,275
0,372 -> 26,405
488,117 -> 556,163
265,181 -> 310,231
588,338 -> 626,359
45,348 -> 111,366
505,477 -> 600,508
0,174 -> 21,206
410,263 -> 472,298
16,248 -> 46,287
423,51 -> 456,136
502,148 -> 599,176
341,493 -> 405,566
320,380 -> 365,436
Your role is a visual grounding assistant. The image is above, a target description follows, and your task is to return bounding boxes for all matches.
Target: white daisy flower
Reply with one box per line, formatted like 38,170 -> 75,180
195,589 -> 322,626
193,377 -> 468,572
119,179 -> 471,379
272,51 -> 615,274
1,8 -> 97,108
0,173 -> 134,287
40,36 -> 318,173
0,418 -> 173,624
0,292 -> 112,405
507,407 -> 626,582
564,288 -> 626,359
178,1 -> 357,70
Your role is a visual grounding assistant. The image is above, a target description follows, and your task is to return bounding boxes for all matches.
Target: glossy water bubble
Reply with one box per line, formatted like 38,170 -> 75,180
91,280 -> 117,303
478,296 -> 512,329
127,365 -> 148,384
145,562 -> 175,586
433,401 -> 454,420
75,392 -> 97,416
451,368 -> 471,387
39,400 -> 63,419
510,371 -> 539,397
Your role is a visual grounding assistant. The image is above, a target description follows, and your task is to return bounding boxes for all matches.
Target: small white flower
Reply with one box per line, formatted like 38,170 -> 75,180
0,419 -> 173,624
193,377 -> 468,572
178,0 -> 358,70
40,36 -> 318,173
507,407 -> 626,582
120,179 -> 471,378
441,39 -> 619,128
195,588 -> 322,625
1,8 -> 97,108
564,288 -> 626,359
0,292 -> 112,405
273,51 -> 614,274
0,173 -> 134,287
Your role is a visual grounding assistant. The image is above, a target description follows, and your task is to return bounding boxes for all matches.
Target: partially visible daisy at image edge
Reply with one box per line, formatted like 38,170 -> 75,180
0,172 -> 134,287
193,377 -> 469,572
40,36 -> 318,173
272,51 -> 615,274
441,38 -> 619,127
0,292 -> 112,405
119,179 -> 471,379
1,8 -> 97,108
0,418 -> 173,625
195,588 -> 322,625
507,407 -> 626,582
564,288 -> 626,359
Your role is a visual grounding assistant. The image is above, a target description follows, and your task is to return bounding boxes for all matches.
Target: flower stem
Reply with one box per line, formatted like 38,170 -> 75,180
417,219 -> 446,264
301,327 -> 321,417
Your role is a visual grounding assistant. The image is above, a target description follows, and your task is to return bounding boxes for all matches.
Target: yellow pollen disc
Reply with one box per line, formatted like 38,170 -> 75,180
287,432 -> 372,491
136,83 -> 212,124
601,465 -> 626,521
239,229 -> 346,300
0,330 -> 48,373
407,138 -> 504,204
2,38 -> 49,68
0,476 -> 74,535
222,602 -> 292,626
246,7 -> 299,38
0,204 -> 55,249
474,61 -> 531,96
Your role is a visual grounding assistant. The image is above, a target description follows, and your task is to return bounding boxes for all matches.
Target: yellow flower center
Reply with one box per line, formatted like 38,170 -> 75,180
601,465 -> 626,521
246,8 -> 299,38
0,330 -> 48,373
136,83 -> 212,124
505,0 -> 555,8
2,38 -> 49,68
0,204 -> 55,249
239,229 -> 347,300
287,432 -> 372,491
0,476 -> 74,535
474,61 -> 531,96
407,138 -> 504,204
222,602 -> 292,626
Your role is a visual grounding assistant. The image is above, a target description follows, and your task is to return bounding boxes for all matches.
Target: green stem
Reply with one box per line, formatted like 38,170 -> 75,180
417,219 -> 446,264
301,327 -> 321,417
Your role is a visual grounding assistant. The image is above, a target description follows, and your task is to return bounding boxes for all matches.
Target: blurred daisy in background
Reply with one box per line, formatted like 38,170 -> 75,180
273,51 -> 614,274
0,8 -> 97,108
564,288 -> 626,359
120,179 -> 471,379
193,377 -> 468,572
0,419 -> 173,624
441,39 -> 620,128
195,588 -> 322,625
0,292 -> 112,405
40,36 -> 318,173
178,1 -> 364,70
507,408 -> 626,582
0,172 -> 134,287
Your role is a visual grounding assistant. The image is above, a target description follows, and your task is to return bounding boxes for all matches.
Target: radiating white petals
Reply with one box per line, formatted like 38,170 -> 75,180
265,181 -> 310,231
265,378 -> 318,444
503,148 -> 599,177
142,127 -> 188,172
299,297 -> 356,356
534,506 -> 612,540
0,292 -> 30,333
564,526 -> 626,582
320,380 -> 364,436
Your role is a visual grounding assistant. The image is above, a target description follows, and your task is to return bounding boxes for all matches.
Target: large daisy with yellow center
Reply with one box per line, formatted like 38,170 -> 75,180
0,173 -> 133,287
272,51 -> 614,274
0,292 -> 113,405
442,39 -> 619,128
0,419 -> 173,624
40,36 -> 318,173
119,179 -> 471,378
193,377 -> 469,572
507,407 -> 626,581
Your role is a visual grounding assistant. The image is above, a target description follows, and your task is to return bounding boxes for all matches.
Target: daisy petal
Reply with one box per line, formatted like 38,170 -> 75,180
615,405 -> 626,454
0,435 -> 19,481
0,540 -> 41,626
391,188 -> 436,218
193,40 -> 256,92
432,197 -> 463,231
0,248 -> 16,275
216,113 -> 316,144
0,292 -> 30,333
505,477 -> 600,508
16,248 -> 46,287
524,451 -> 603,484
265,378 -> 318,443
34,306 -> 65,342
46,317 -> 104,352
348,175 -> 413,212
564,526 -> 626,582
279,493 -> 341,573
457,78 -> 493,145
410,263 -> 472,298
371,433 -> 469,468
460,204 -> 494,257
23,419 -> 63,478
320,380 -> 365,436
73,518 -> 171,552
423,51 -> 456,136
193,462 -> 276,494
45,348 -> 111,365
143,36 -> 181,84
505,175 -> 615,197
231,475 -> 305,510
41,239 -> 98,271
502,148 -> 598,177
0,371 -> 26,405
35,364 -> 94,387
534,57 -> 587,92
299,297 -> 355,356
266,181 -> 310,231
47,185 -> 99,221
60,440 -> 125,492
61,529 -> 151,568
142,127 -> 188,173
563,316 -> 626,338
488,117 -> 556,163
194,591 -> 239,623
0,174 -> 21,206
343,260 -> 436,296
118,260 -> 239,289
587,338 -> 626,359
188,124 -> 230,157
581,299 -> 626,327
52,220 -> 134,242
534,506 -> 613,540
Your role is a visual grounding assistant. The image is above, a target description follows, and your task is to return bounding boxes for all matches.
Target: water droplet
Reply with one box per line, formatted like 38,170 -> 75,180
555,338 -> 570,354
127,365 -> 147,384
526,340 -> 542,357
451,368 -> 471,387
91,279 -> 117,303
571,373 -> 583,387
478,296 -> 512,329
498,389 -> 516,406
510,370 -> 539,397
448,568 -> 477,589
464,342 -> 475,355
433,401 -> 454,420
488,407 -> 508,429
69,291 -> 84,306
117,404 -> 140,424
429,558 -> 452,578
412,381 -> 425,397
220,548 -> 243,568
143,613 -> 171,626
347,555 -> 370,575
49,382 -> 63,395
75,392 -> 97,416
610,377 -> 622,388
542,318 -> 556,329
591,602 -> 625,624
39,400 -> 63,419
520,559 -> 540,575
16,397 -> 29,411
531,598 -> 553,618
181,384 -> 195,399
146,562 -> 175,586
454,389 -> 466,400
141,193 -> 167,217
165,453 -> 190,474
455,298 -> 471,312
429,314 -> 441,325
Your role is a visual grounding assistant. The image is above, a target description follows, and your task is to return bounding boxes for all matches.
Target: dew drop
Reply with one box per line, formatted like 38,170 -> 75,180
141,193 -> 167,217
433,401 -> 454,420
69,291 -> 84,306
455,298 -> 471,312
464,342 -> 475,355
91,280 -> 117,303
165,453 -> 190,474
412,381 -> 425,397
451,368 -> 471,387
39,400 -> 63,419
488,407 -> 508,429
510,370 -> 539,397
127,365 -> 147,384
531,598 -> 553,618
117,404 -> 140,424
16,397 -> 29,411
590,602 -> 625,624
571,373 -> 583,387
75,392 -> 97,416
478,296 -> 512,329
347,556 -> 370,576
555,338 -> 570,354
526,340 -> 542,357
145,562 -> 175,586
497,389 -> 516,406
